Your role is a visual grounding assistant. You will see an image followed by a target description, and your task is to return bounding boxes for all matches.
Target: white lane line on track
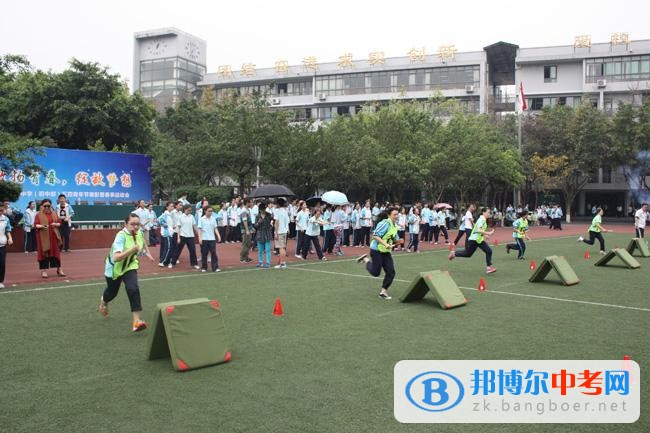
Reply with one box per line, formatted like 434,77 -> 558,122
0,234 -> 603,296
287,267 -> 650,313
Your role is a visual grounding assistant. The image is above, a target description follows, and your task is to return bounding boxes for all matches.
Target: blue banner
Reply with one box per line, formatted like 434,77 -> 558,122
2,148 -> 152,210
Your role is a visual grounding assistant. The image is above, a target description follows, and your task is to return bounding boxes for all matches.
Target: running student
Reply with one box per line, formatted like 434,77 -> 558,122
449,207 -> 497,274
577,207 -> 611,255
99,213 -> 154,332
356,207 -> 403,300
506,211 -> 531,260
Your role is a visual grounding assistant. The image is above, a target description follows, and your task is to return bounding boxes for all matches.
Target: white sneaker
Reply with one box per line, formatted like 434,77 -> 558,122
577,236 -> 584,242
158,263 -> 164,267
214,268 -> 221,272
201,269 -> 206,272
193,265 -> 200,270
167,264 -> 173,269
378,292 -> 392,300
599,250 -> 606,255
0,283 -> 5,289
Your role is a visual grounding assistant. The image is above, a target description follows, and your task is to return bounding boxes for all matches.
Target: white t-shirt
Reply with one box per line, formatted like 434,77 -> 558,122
274,207 -> 289,235
463,211 -> 473,230
178,213 -> 197,237
635,209 -> 647,229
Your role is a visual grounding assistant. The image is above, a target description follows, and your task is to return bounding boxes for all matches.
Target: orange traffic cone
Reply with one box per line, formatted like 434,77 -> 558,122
273,297 -> 283,316
530,260 -> 536,271
584,250 -> 590,259
477,277 -> 487,292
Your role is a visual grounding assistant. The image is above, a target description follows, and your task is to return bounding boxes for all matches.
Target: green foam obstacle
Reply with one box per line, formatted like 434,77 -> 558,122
594,248 -> 641,269
399,270 -> 467,309
529,255 -> 580,286
147,298 -> 231,371
626,238 -> 650,257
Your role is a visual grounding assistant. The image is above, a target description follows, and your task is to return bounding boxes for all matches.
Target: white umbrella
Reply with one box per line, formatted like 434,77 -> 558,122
321,190 -> 349,206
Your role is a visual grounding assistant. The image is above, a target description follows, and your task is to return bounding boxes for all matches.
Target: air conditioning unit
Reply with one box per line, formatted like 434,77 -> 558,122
597,79 -> 607,88
465,85 -> 475,93
271,98 -> 281,105
318,93 -> 327,101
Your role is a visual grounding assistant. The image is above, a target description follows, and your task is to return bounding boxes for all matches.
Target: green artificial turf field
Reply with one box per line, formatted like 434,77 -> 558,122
1,233 -> 648,433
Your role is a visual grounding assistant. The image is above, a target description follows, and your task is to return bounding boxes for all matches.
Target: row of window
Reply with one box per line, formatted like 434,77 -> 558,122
281,99 -> 480,121
139,57 -> 205,85
140,79 -> 197,92
214,80 -> 313,99
585,55 -> 650,82
315,66 -> 480,95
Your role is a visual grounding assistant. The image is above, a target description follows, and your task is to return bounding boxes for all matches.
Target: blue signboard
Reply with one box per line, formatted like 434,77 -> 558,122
2,148 -> 152,209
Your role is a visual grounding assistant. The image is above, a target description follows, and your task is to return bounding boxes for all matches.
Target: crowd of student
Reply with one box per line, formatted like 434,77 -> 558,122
0,195 -> 648,291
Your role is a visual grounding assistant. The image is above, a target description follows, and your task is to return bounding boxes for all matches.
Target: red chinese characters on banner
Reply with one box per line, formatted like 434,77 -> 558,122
106,172 -> 118,188
75,171 -> 90,186
91,171 -> 106,186
120,173 -> 132,188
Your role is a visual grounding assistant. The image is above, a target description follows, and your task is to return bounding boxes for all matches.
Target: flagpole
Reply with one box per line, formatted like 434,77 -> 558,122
515,82 -> 525,208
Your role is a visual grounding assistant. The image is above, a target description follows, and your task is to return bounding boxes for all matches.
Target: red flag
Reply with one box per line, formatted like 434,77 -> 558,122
519,82 -> 527,111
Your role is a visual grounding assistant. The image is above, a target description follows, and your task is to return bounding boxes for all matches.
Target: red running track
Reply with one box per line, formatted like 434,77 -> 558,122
2,224 -> 633,287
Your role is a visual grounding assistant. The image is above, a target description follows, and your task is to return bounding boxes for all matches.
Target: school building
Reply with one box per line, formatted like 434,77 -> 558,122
132,29 -> 650,215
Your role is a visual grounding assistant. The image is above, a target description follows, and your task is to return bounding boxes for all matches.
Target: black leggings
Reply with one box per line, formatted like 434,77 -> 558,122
302,235 -> 324,259
361,227 -> 371,246
455,240 -> 493,266
507,238 -> 526,258
172,236 -> 198,266
366,249 -> 396,289
407,232 -> 420,251
102,270 -> 142,312
453,228 -> 472,249
582,231 -> 605,251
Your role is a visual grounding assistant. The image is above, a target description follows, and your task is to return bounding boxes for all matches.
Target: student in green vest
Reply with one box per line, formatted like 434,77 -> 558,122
356,207 -> 403,300
578,207 -> 612,255
449,207 -> 497,274
506,211 -> 531,260
98,213 -> 154,332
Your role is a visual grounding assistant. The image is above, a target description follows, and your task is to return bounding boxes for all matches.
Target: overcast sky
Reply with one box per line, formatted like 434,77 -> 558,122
2,0 -> 649,87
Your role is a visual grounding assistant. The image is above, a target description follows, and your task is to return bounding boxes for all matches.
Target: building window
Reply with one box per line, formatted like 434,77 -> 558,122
314,65 -> 480,96
602,167 -> 611,184
585,55 -> 650,82
544,65 -> 557,83
529,98 -> 544,110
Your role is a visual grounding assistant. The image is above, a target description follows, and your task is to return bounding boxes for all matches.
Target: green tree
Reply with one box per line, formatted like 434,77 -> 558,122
523,102 -> 611,221
0,57 -> 155,152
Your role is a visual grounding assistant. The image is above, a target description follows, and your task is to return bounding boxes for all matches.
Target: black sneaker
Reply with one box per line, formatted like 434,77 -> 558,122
378,292 -> 392,300
356,254 -> 368,263
506,245 -> 511,254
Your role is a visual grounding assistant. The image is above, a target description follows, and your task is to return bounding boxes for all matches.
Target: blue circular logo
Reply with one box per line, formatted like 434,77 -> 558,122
405,371 -> 464,412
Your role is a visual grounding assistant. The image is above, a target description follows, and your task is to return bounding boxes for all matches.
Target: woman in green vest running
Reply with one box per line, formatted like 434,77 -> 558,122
449,207 -> 497,274
98,213 -> 154,332
356,207 -> 403,300
506,211 -> 531,260
577,207 -> 611,255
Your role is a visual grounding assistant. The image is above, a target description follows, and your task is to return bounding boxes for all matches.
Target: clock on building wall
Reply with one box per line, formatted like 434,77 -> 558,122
185,41 -> 200,61
147,39 -> 167,56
